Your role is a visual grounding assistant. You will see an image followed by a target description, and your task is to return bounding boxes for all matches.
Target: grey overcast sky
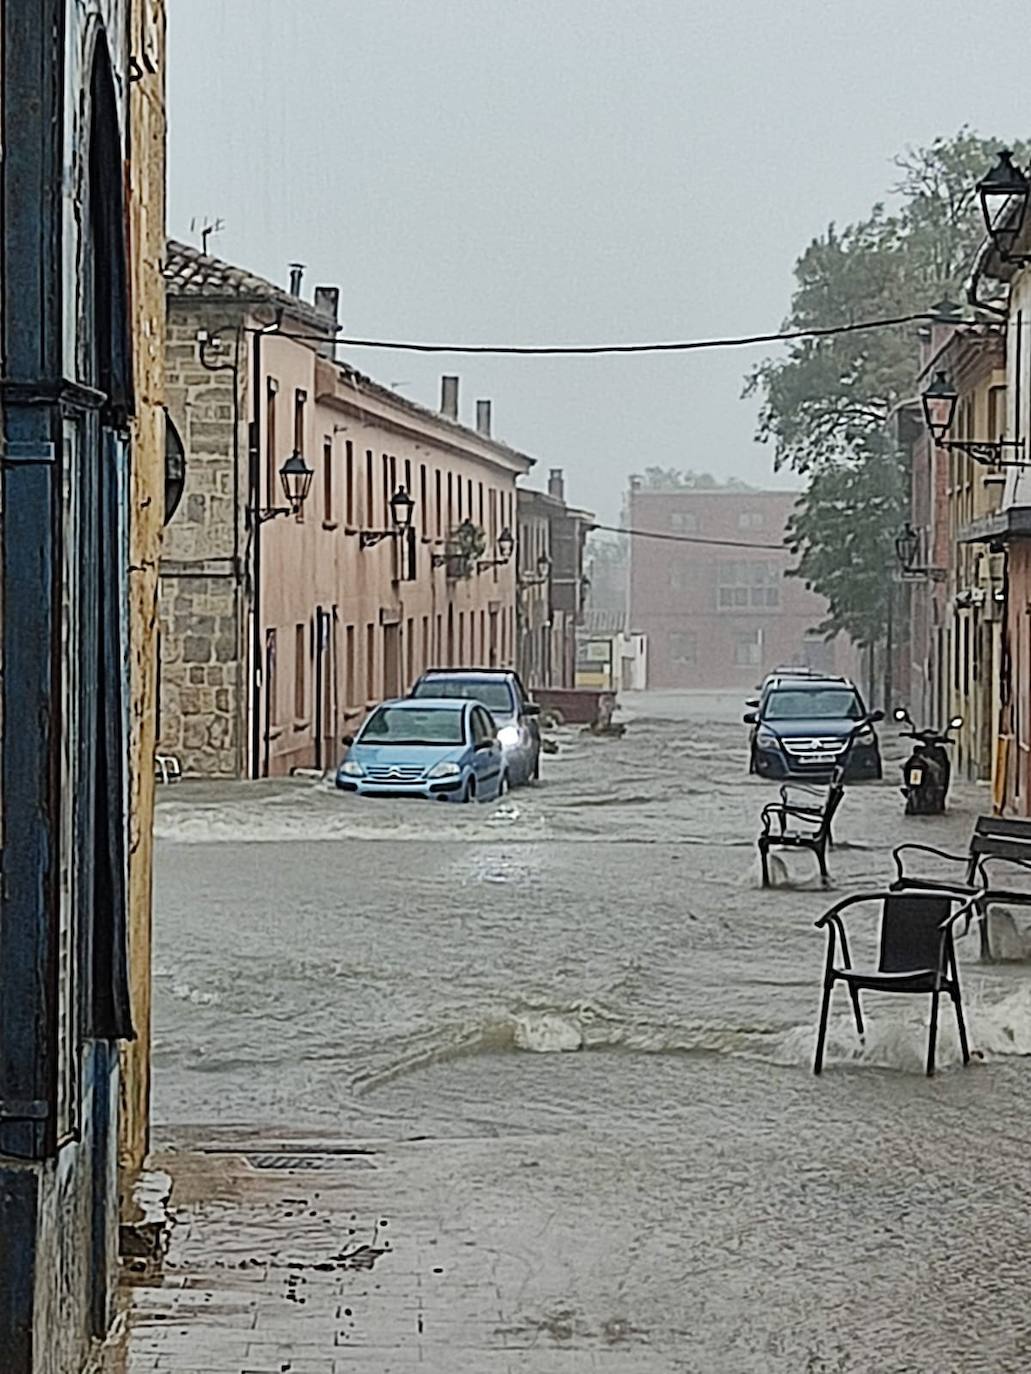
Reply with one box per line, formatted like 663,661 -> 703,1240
169,0 -> 1031,522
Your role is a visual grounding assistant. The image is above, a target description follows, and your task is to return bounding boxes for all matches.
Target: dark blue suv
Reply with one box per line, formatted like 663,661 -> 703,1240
745,678 -> 882,781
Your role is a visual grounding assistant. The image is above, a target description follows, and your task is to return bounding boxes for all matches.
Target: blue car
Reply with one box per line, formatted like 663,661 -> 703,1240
335,697 -> 505,802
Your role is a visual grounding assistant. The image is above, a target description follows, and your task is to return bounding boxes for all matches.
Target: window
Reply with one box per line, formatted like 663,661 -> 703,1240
456,472 -> 463,521
294,623 -> 306,718
717,560 -> 780,610
738,511 -> 764,530
323,437 -> 334,523
419,464 -> 428,536
435,470 -> 442,537
365,450 -> 374,527
671,511 -> 698,533
406,617 -> 415,686
293,389 -> 307,453
404,458 -> 412,500
447,472 -> 454,530
265,379 -> 279,505
345,441 -> 354,526
669,631 -> 696,663
366,623 -> 376,700
267,628 -> 279,725
382,454 -> 390,527
345,624 -> 356,706
478,482 -> 484,526
734,630 -> 763,668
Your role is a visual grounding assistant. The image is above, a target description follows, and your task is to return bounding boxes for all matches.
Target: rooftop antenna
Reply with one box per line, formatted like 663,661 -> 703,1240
189,216 -> 226,254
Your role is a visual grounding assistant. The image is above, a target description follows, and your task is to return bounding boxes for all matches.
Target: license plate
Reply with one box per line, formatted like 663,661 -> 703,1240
799,754 -> 828,764
908,768 -> 923,786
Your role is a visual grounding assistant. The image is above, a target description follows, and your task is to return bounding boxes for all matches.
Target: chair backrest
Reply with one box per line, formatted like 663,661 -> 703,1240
878,892 -> 952,974
971,814 -> 1031,864
816,782 -> 846,840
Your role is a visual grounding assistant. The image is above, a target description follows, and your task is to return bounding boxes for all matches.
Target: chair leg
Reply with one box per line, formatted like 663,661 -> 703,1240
813,980 -> 834,1075
978,907 -> 992,962
816,841 -> 830,887
926,990 -> 940,1077
952,992 -> 970,1066
759,841 -> 770,888
847,986 -> 865,1040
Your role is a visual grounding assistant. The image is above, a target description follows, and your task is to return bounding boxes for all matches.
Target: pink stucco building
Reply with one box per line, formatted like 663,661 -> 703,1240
160,242 -> 534,776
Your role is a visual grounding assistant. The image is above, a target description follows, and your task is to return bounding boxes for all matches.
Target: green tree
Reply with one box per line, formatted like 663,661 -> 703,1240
746,129 -> 1029,649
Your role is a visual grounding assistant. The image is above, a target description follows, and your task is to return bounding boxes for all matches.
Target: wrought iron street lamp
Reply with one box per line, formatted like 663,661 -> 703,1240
977,150 -> 1031,264
477,525 -> 515,573
360,485 -> 416,549
920,370 -> 1027,468
517,551 -> 552,588
894,521 -> 946,582
257,450 -> 315,524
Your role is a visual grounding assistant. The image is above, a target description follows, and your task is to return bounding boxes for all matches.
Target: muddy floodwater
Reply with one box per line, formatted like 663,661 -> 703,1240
154,692 -> 1031,1371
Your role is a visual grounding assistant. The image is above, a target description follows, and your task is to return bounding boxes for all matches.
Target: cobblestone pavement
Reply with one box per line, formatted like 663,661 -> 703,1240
103,1130 -> 673,1374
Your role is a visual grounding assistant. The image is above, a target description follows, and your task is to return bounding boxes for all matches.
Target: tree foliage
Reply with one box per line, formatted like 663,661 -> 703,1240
746,129 -> 1029,645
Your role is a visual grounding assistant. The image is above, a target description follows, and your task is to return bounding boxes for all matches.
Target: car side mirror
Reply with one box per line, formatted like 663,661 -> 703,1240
475,738 -> 494,751
341,733 -> 354,747
868,710 -> 885,724
523,702 -> 541,716
743,712 -> 758,725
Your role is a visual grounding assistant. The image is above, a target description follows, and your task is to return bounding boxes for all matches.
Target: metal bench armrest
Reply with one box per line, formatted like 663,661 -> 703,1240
891,843 -> 969,884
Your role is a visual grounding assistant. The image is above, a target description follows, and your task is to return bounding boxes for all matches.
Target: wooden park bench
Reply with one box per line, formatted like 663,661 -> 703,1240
891,815 -> 1031,960
758,778 -> 845,888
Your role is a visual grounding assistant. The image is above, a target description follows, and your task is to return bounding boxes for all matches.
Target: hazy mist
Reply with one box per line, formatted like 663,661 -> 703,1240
169,0 -> 1031,522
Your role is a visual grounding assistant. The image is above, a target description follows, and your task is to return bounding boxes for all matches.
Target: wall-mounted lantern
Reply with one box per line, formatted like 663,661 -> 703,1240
517,552 -> 552,588
257,450 -> 314,524
920,370 -> 1027,468
977,149 -> 1031,264
895,521 -> 946,582
477,525 -> 515,573
359,485 -> 415,549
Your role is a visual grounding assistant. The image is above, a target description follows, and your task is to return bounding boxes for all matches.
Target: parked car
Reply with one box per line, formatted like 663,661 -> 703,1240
335,698 -> 505,802
745,677 -> 882,781
410,668 -> 541,785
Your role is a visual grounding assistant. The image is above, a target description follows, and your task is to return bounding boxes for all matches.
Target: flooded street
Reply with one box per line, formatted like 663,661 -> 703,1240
152,692 -> 1031,1371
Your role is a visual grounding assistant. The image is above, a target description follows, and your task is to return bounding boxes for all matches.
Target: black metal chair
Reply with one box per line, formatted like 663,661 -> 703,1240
813,889 -> 978,1076
892,823 -> 1031,961
759,778 -> 845,887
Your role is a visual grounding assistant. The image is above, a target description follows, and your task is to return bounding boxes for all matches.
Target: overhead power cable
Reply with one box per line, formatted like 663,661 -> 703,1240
316,309 -> 938,356
589,520 -> 786,551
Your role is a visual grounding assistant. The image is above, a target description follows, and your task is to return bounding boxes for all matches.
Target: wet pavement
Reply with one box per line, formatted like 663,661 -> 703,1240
109,692 -> 1031,1372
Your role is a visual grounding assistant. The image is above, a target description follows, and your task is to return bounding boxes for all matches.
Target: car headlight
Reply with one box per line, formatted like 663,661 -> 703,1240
339,760 -> 363,777
756,728 -> 778,746
428,761 -> 461,778
497,724 -> 521,748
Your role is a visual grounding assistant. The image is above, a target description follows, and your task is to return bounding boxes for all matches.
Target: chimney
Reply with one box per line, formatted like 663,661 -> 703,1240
314,285 -> 339,321
313,286 -> 340,360
548,468 -> 565,502
441,375 -> 459,420
476,399 -> 492,437
288,262 -> 305,296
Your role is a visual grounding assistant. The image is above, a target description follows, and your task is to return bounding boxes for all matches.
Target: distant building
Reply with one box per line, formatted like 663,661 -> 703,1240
627,484 -> 857,689
515,470 -> 593,689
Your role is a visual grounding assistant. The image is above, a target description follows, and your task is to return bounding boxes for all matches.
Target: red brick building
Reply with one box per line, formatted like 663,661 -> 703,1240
627,484 -> 858,690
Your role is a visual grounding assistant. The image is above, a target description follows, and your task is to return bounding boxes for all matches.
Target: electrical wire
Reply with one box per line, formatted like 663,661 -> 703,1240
589,520 -> 786,551
311,309 -> 939,357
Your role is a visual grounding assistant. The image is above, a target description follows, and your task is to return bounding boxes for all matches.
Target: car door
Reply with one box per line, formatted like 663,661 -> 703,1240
470,706 -> 501,789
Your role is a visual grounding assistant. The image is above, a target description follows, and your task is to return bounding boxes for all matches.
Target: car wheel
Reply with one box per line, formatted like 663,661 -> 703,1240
465,776 -> 477,804
498,772 -> 509,798
531,751 -> 541,782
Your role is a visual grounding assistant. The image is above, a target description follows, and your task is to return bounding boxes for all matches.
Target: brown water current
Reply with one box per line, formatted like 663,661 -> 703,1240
152,690 -> 1031,1371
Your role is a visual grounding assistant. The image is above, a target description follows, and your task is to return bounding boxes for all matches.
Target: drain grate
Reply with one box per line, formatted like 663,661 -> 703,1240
245,1153 -> 374,1171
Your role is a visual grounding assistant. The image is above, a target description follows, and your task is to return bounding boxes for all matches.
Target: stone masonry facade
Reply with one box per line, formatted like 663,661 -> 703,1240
159,305 -> 248,776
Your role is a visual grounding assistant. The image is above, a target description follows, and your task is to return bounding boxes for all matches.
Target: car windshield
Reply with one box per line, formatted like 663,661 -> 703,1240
765,688 -> 864,721
359,705 -> 466,745
412,678 -> 514,715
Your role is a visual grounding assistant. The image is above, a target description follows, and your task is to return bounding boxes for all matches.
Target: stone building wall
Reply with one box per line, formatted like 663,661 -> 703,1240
120,0 -> 167,1194
159,304 -> 248,776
